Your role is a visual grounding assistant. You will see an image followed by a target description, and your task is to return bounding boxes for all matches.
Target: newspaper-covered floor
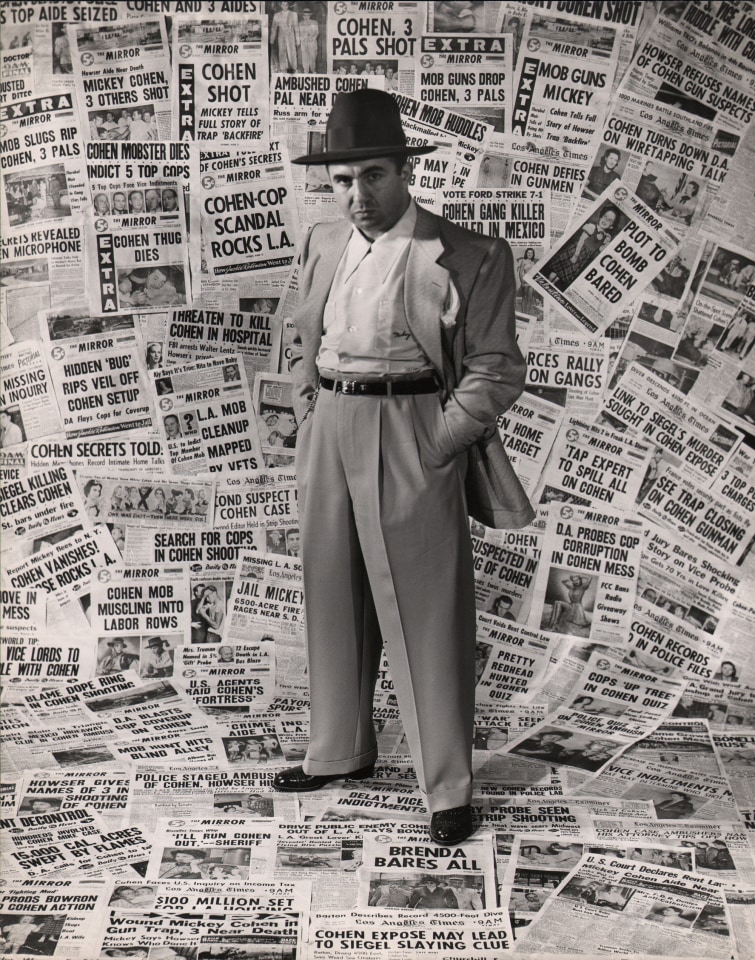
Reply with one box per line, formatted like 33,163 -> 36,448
1,2 -> 755,959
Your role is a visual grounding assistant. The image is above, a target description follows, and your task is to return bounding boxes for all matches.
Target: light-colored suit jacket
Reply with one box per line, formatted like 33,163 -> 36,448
290,204 -> 534,529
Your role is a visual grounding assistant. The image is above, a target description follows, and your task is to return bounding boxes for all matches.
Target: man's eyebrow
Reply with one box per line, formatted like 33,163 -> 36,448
332,165 -> 387,179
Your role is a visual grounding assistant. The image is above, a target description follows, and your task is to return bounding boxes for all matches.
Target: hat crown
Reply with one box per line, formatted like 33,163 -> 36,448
325,89 -> 407,156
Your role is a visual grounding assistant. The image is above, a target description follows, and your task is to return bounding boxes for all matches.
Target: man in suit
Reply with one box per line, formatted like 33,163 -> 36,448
272,89 -> 532,844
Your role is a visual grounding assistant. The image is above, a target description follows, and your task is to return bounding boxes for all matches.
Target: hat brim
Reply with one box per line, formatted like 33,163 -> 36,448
292,144 -> 437,165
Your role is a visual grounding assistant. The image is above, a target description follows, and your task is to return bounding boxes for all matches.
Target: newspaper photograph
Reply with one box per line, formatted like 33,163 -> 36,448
73,471 -> 214,530
253,371 -> 300,458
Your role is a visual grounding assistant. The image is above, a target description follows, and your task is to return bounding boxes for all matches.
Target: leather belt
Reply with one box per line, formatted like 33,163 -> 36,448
319,376 -> 438,397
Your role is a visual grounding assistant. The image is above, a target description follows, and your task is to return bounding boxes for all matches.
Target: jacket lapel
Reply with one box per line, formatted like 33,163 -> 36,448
404,206 -> 451,378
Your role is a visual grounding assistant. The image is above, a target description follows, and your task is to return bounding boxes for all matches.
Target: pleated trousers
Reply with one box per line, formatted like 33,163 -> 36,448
296,385 -> 476,813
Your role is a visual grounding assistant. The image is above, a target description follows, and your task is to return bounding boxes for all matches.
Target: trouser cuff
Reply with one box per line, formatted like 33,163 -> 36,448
424,781 -> 473,814
303,746 -> 378,775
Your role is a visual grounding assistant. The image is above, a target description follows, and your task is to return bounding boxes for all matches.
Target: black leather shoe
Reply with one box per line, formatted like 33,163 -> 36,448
272,763 -> 375,792
429,804 -> 474,845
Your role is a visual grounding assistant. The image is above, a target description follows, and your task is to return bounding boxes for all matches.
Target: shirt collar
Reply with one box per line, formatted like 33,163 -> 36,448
344,200 -> 417,283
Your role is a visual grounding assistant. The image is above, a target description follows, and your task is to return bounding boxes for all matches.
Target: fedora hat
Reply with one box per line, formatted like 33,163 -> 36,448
292,88 -> 436,165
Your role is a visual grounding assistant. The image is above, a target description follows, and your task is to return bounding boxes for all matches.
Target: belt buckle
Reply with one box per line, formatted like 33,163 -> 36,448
340,380 -> 357,395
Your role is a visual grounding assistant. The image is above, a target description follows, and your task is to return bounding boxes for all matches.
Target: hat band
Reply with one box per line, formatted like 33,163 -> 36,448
327,123 -> 407,154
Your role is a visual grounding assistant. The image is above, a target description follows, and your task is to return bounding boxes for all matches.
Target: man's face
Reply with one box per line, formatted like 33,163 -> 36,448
276,412 -> 297,437
130,193 -> 145,212
329,157 -> 411,240
113,193 -> 127,212
175,853 -> 198,864
604,151 -> 619,170
145,190 -> 160,210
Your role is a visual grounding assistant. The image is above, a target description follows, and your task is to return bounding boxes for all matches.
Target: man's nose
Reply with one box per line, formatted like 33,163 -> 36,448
352,177 -> 371,201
